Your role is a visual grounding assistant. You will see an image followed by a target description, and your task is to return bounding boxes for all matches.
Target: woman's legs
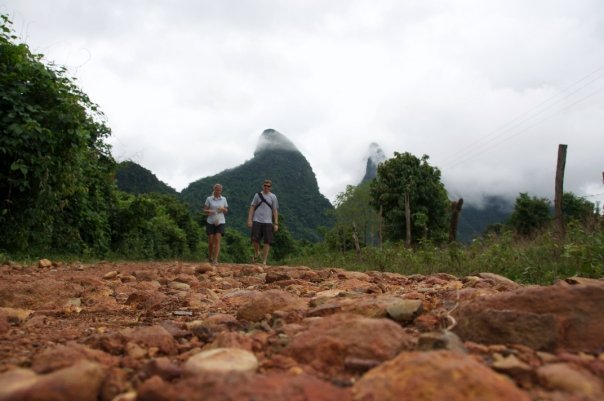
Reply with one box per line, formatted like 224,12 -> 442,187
208,233 -> 215,262
212,233 -> 222,264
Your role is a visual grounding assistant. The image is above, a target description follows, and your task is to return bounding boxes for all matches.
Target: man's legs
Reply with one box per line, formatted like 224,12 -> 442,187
262,243 -> 270,265
252,240 -> 260,262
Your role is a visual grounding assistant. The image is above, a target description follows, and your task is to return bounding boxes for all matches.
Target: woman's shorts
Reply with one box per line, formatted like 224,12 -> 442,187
206,223 -> 225,235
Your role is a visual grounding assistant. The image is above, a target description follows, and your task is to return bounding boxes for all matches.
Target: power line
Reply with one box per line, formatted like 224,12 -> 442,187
581,192 -> 604,199
440,63 -> 604,168
444,85 -> 604,169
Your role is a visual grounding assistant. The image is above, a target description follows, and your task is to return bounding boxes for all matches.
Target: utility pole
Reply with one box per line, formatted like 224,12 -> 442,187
554,144 -> 567,239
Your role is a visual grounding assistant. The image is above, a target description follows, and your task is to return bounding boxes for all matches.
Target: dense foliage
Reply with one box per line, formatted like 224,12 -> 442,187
286,187 -> 603,284
286,217 -> 604,285
110,192 -> 202,259
115,161 -> 177,196
0,15 -> 205,261
562,192 -> 598,223
370,152 -> 450,244
507,193 -> 551,237
0,15 -> 115,255
325,182 -> 380,251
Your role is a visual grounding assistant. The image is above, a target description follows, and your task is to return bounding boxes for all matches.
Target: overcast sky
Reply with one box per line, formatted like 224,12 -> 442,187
3,1 -> 604,208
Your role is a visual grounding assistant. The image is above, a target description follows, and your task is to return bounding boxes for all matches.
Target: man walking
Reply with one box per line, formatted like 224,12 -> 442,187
247,179 -> 279,265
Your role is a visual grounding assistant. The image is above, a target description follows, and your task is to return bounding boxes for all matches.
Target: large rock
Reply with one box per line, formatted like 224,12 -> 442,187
31,342 -> 119,373
284,313 -> 414,376
352,350 -> 530,401
453,282 -> 604,352
120,325 -> 178,355
137,372 -> 352,401
0,360 -> 106,401
236,289 -> 308,322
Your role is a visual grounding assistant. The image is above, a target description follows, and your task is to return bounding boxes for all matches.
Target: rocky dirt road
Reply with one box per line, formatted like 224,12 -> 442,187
1,260 -> 603,401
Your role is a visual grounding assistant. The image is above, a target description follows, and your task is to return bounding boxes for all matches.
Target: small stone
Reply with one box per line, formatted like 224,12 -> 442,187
38,259 -> 52,268
110,391 -> 137,401
62,298 -> 83,314
183,348 -> 259,375
537,362 -> 604,397
386,299 -> 423,322
103,271 -> 119,279
0,307 -> 33,323
417,330 -> 467,354
197,263 -> 215,273
169,281 -> 191,291
125,342 -> 147,359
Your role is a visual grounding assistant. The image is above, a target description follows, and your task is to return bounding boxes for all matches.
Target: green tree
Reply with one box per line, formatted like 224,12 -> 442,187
110,192 -> 202,259
562,192 -> 595,223
370,152 -> 449,244
271,215 -> 296,262
0,14 -> 115,254
507,193 -> 551,237
221,229 -> 252,263
326,182 -> 380,251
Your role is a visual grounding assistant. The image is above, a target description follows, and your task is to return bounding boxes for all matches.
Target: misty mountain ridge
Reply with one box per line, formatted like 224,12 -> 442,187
360,142 -> 386,184
115,130 -> 512,242
254,128 -> 299,154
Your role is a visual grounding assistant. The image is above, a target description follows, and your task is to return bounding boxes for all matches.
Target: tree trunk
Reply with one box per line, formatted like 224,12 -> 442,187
378,205 -> 383,247
404,193 -> 411,247
352,222 -> 361,256
448,198 -> 464,243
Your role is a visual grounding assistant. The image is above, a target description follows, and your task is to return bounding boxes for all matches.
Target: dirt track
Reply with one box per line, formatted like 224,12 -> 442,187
1,260 -> 603,401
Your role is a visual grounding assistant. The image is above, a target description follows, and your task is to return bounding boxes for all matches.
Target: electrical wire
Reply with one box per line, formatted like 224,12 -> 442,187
440,63 -> 604,169
444,86 -> 604,169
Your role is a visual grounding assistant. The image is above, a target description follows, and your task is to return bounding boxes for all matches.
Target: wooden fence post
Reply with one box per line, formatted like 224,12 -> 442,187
449,198 -> 464,243
554,144 -> 567,239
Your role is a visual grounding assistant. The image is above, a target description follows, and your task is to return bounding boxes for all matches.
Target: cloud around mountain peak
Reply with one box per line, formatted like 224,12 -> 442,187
254,128 -> 299,155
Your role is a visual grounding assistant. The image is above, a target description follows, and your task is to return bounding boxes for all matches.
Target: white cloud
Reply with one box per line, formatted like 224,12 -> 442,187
2,0 -> 604,209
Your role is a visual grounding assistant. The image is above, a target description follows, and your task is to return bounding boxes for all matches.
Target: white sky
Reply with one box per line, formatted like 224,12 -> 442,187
3,0 -> 604,209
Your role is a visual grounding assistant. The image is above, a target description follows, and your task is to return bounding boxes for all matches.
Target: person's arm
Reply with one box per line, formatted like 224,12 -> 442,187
203,199 -> 212,215
247,205 -> 254,228
273,209 -> 279,232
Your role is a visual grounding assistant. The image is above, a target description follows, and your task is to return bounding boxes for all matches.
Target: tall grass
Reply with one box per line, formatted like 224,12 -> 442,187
285,222 -> 604,285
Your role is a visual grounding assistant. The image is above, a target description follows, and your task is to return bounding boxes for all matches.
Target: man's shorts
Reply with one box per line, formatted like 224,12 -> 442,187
206,223 -> 225,236
251,221 -> 274,244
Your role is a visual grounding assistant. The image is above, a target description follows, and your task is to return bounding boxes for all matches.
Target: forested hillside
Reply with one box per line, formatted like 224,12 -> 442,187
116,161 -> 177,196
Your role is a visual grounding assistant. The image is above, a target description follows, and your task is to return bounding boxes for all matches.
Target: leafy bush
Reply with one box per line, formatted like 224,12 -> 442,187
110,192 -> 203,260
0,14 -> 115,255
220,229 -> 252,263
287,218 -> 604,285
